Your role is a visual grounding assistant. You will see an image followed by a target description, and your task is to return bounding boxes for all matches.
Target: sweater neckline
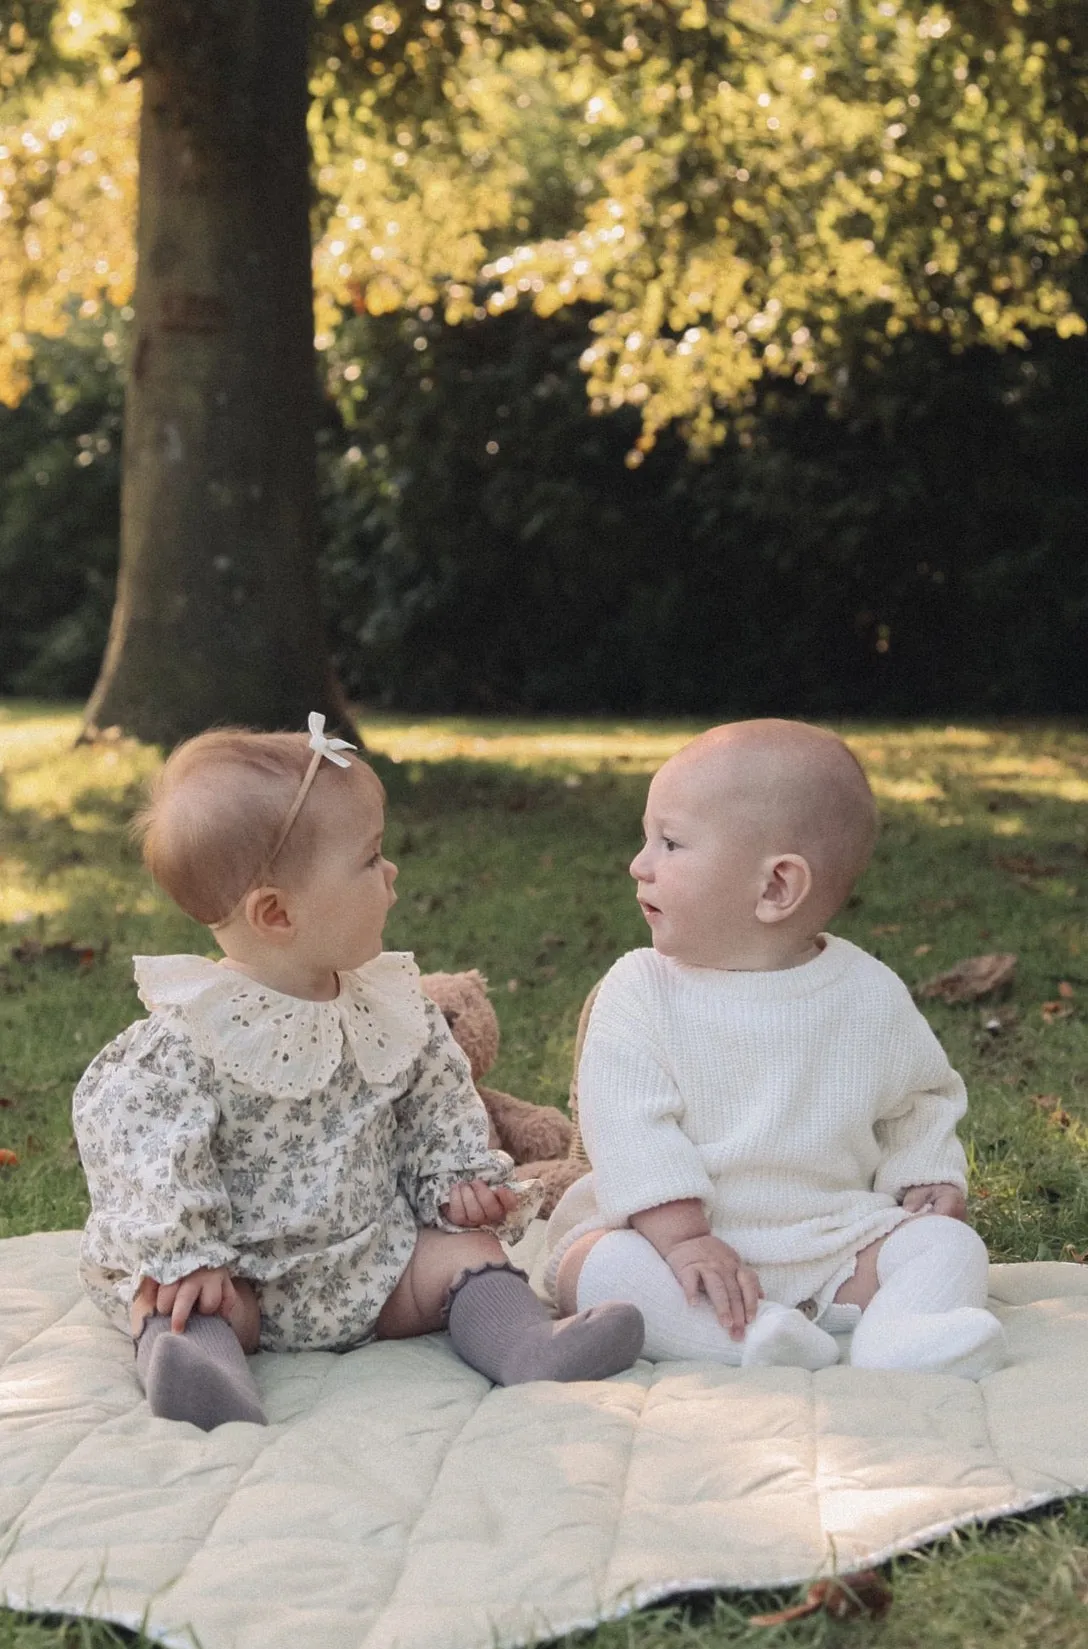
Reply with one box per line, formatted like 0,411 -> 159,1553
660,934 -> 860,1000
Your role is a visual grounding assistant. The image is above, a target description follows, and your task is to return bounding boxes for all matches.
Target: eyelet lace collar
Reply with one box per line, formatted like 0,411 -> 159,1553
133,951 -> 429,1098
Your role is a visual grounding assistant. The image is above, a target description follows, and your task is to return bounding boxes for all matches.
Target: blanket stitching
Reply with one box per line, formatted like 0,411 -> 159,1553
362,1358 -> 510,1643
0,1275 -> 85,1370
6,1237 -> 1088,1649
0,1300 -> 142,1542
6,1479 -> 1087,1649
807,1362 -> 834,1577
981,1296 -> 1079,1503
599,1363 -> 651,1604
134,1346 -> 344,1618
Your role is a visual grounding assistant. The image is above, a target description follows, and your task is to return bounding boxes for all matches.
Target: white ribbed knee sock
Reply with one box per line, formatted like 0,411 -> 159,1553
849,1215 -> 1007,1379
577,1230 -> 839,1370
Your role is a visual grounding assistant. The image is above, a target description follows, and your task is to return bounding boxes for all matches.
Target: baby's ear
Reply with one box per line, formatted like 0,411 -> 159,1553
244,885 -> 293,937
754,854 -> 813,924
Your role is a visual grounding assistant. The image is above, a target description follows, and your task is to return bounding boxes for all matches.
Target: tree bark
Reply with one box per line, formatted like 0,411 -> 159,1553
83,0 -> 353,746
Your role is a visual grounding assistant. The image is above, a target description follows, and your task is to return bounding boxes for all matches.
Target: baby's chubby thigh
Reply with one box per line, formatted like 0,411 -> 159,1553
831,1233 -> 886,1311
833,1210 -> 988,1313
554,1228 -> 613,1318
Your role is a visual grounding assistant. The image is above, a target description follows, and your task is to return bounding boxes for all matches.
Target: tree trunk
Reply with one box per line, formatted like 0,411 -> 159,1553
83,0 -> 353,746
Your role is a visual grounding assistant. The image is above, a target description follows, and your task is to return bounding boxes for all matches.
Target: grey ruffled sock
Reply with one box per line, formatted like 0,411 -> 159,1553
135,1313 -> 267,1430
446,1262 -> 644,1385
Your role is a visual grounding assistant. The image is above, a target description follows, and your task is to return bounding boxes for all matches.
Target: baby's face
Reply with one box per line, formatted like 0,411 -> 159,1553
288,788 -> 398,974
629,757 -> 772,969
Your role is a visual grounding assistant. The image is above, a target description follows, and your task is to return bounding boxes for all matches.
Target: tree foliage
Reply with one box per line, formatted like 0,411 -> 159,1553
2,0 -> 1086,446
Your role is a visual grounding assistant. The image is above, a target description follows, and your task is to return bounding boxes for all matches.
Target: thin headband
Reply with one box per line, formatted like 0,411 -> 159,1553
266,711 -> 357,865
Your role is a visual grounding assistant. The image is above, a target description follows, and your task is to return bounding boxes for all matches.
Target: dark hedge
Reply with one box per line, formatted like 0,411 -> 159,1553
3,300 -> 1086,715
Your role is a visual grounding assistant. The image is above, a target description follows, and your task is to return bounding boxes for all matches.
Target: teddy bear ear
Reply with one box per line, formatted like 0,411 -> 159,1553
465,969 -> 490,992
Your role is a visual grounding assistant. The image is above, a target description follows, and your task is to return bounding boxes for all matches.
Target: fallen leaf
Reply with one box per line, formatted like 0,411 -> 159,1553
506,979 -> 519,993
917,952 -> 1017,1003
1059,980 -> 1076,999
870,923 -> 903,936
1063,1246 -> 1088,1264
1031,1094 -> 1073,1129
749,1571 -> 892,1627
1041,1000 -> 1074,1024
0,1097 -> 14,1109
0,1149 -> 18,1167
994,853 -> 1062,878
914,943 -> 933,957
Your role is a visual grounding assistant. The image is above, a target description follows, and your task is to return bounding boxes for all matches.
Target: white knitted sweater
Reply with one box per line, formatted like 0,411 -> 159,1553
547,936 -> 969,1311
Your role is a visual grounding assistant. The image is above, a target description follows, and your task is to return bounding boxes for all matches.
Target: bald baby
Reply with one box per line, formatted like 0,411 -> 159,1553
631,718 -> 879,971
673,719 -> 878,910
553,716 -> 1005,1382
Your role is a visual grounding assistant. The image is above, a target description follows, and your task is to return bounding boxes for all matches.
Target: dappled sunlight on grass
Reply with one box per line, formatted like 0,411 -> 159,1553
868,776 -> 946,802
2,701 -> 1088,1648
1,700 -> 1086,1267
0,883 -> 70,923
362,715 -> 702,774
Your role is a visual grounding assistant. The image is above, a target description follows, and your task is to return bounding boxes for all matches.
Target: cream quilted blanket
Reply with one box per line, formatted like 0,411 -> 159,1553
3,1228 -> 1088,1649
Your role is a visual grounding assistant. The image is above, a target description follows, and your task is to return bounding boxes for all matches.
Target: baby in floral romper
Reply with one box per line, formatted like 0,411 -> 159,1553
73,716 -> 642,1430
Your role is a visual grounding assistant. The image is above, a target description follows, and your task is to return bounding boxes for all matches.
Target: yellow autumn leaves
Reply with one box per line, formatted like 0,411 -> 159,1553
1,0 -> 1085,443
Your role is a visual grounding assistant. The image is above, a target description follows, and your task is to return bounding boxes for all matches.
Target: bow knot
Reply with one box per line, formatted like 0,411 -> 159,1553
307,711 -> 357,768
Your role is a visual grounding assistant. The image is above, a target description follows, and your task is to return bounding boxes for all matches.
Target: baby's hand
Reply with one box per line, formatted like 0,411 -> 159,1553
665,1233 -> 762,1341
900,1182 -> 967,1220
442,1178 -> 519,1228
143,1266 -> 238,1333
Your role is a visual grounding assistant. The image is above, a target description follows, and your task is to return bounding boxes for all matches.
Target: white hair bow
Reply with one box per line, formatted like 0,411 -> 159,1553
307,711 -> 357,768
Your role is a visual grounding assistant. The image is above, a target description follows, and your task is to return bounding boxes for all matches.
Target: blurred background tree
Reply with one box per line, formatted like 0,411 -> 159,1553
2,0 -> 1086,726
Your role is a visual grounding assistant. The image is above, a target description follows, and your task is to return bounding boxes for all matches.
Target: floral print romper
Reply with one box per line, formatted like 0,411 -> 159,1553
73,951 -> 538,1351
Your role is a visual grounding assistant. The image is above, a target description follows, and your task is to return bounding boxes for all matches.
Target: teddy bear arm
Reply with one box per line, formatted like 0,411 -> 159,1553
476,1084 -> 573,1163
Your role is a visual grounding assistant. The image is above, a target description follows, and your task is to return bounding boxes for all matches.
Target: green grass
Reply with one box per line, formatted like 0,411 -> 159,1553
2,703 -> 1088,1648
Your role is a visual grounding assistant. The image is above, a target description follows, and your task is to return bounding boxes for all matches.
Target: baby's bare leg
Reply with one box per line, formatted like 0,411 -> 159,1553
378,1227 -> 644,1385
832,1235 -> 885,1311
376,1228 -> 508,1337
555,1230 -> 611,1317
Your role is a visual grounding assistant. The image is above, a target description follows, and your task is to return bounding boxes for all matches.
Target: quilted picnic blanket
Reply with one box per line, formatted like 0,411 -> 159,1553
3,1227 -> 1088,1649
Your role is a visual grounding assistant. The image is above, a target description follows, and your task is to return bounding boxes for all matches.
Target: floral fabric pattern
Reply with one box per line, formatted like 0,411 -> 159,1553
73,961 -> 540,1352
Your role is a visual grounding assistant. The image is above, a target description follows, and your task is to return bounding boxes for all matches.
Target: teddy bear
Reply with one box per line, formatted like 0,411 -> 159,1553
420,968 -> 588,1219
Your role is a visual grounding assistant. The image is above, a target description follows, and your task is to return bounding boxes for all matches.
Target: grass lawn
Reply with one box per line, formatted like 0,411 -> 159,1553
2,702 -> 1088,1648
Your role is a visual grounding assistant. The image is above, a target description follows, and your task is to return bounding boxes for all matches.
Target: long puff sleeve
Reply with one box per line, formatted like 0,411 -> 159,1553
73,1016 -> 239,1297
578,970 -> 716,1221
393,1002 -> 540,1239
872,1000 -> 969,1199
